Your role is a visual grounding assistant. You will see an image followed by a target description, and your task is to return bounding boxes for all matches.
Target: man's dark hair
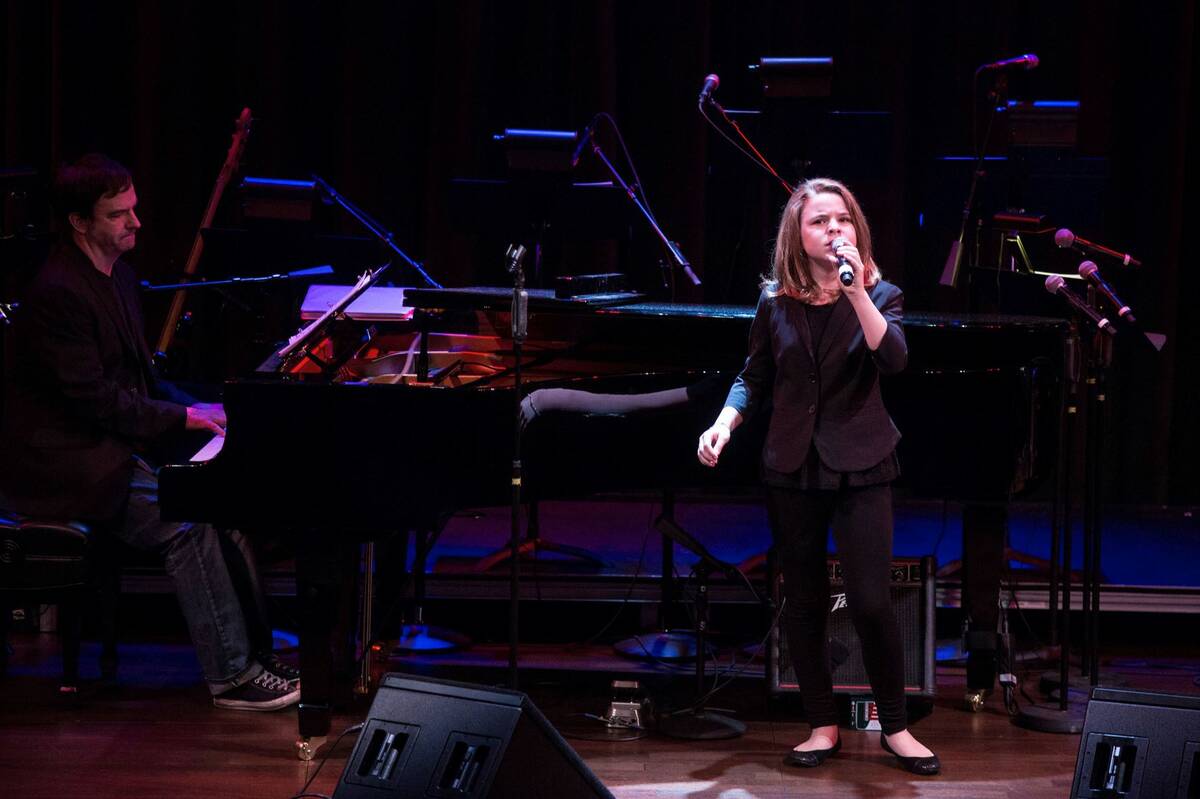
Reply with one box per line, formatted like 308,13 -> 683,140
52,154 -> 132,227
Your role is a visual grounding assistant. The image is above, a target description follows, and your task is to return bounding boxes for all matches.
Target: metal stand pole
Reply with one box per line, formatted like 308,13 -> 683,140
507,244 -> 528,690
1017,325 -> 1085,733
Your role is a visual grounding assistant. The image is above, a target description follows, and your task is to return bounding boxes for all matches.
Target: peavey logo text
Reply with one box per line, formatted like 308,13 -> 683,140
830,592 -> 848,612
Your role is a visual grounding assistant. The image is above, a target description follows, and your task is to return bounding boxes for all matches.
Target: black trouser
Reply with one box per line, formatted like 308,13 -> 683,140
766,482 -> 908,735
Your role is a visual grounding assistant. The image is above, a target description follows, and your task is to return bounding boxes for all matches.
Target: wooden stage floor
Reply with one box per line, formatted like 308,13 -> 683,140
3,632 -> 1198,797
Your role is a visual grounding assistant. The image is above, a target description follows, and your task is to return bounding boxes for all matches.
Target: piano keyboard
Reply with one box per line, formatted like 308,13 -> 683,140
190,433 -> 225,462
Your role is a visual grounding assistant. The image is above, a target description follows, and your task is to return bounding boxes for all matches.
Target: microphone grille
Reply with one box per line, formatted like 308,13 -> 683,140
1024,53 -> 1040,69
1044,274 -> 1065,293
1054,229 -> 1075,248
832,236 -> 848,248
1078,261 -> 1099,278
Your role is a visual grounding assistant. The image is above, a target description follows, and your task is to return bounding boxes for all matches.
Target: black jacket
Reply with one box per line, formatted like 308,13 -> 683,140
725,280 -> 907,474
0,242 -> 188,520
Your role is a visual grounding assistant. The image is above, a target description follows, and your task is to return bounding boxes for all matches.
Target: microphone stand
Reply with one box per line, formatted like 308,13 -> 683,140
506,243 -> 528,690
144,266 -> 338,370
141,265 -> 335,293
700,98 -> 793,196
1019,283 -> 1128,733
583,137 -> 701,295
940,70 -> 1008,288
311,174 -> 442,289
1017,323 -> 1085,734
1081,285 -> 1114,688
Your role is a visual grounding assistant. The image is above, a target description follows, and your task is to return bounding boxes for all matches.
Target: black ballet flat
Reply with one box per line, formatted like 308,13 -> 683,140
783,737 -> 841,767
880,734 -> 941,776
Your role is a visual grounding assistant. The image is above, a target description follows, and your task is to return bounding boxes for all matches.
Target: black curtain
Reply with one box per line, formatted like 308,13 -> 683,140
3,0 -> 1196,503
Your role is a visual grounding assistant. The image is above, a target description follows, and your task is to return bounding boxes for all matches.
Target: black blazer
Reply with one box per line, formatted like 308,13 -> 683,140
725,280 -> 907,474
0,242 -> 188,520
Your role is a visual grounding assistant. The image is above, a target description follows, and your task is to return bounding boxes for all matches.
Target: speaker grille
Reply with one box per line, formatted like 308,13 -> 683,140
769,556 -> 935,697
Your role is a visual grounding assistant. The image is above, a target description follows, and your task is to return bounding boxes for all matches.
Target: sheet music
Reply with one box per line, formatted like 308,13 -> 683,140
299,285 -> 412,321
190,434 -> 225,462
277,268 -> 378,360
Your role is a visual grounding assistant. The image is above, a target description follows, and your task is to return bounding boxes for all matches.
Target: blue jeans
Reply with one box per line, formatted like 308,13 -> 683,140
121,458 -> 267,695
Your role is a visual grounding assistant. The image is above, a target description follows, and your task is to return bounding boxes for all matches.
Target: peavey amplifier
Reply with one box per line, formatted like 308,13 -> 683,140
769,556 -> 935,697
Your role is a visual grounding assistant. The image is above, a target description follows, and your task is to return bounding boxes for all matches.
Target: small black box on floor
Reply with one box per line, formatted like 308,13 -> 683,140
769,556 -> 936,697
1071,687 -> 1200,799
333,673 -> 614,799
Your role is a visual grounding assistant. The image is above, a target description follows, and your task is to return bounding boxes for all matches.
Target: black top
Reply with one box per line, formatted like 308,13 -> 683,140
765,298 -> 899,490
805,301 -> 836,354
725,281 -> 907,475
0,241 -> 189,520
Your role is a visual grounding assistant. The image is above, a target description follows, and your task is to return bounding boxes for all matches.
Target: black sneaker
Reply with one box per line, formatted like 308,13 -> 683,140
213,669 -> 301,711
257,651 -> 300,686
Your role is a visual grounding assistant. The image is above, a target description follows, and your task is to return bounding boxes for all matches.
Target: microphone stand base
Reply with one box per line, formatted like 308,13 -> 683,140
613,631 -> 715,662
1014,699 -> 1087,735
1038,669 -> 1128,698
392,623 -> 471,654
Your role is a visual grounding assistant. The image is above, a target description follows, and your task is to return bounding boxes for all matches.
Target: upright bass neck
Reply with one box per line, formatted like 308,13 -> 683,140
154,107 -> 253,358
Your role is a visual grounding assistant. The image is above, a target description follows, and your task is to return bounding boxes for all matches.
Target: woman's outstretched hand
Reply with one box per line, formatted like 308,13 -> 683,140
697,422 -> 731,467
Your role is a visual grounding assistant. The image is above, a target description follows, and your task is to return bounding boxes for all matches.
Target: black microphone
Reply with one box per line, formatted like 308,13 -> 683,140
1044,274 -> 1116,335
980,53 -> 1039,71
833,237 -> 853,286
1055,228 -> 1143,268
698,73 -> 720,105
1078,260 -> 1136,324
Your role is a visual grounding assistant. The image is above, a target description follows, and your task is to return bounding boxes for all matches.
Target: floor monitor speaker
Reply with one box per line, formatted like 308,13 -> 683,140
1071,687 -> 1200,799
333,673 -> 614,798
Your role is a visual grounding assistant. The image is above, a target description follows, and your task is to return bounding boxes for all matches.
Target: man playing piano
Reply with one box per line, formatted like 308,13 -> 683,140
0,154 -> 299,711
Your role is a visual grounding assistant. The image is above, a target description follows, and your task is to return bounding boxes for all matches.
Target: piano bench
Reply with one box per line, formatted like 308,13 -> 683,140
0,514 -> 120,693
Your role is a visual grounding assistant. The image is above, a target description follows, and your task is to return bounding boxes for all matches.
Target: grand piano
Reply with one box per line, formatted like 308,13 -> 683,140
159,284 -> 1069,746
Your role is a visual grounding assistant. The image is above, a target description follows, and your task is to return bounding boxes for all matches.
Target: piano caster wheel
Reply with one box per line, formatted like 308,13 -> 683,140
964,689 -> 989,713
296,735 -> 326,761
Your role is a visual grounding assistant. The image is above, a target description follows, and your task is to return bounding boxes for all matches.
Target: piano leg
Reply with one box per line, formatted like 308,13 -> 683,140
296,530 -> 360,747
962,503 -> 1006,707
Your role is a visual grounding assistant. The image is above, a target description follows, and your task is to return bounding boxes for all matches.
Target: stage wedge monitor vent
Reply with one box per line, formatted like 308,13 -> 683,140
1071,687 -> 1200,799
333,673 -> 614,798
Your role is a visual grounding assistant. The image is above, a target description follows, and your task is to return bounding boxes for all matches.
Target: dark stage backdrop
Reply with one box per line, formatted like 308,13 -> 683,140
2,1 -> 1196,504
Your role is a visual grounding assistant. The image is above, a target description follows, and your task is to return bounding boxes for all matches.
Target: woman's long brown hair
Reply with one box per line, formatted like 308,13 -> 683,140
764,177 -> 881,299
